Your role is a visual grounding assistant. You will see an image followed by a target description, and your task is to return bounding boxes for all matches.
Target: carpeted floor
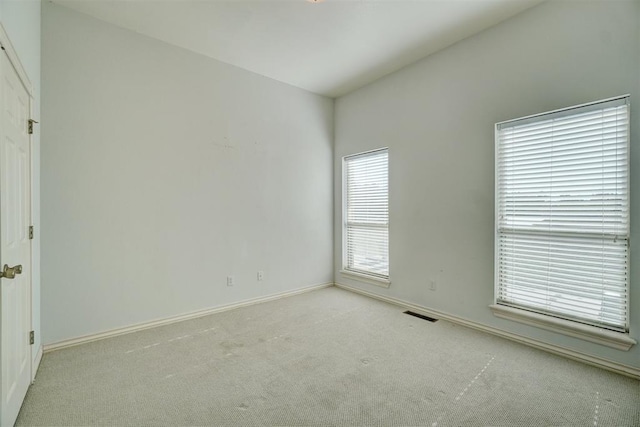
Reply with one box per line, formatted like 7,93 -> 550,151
17,287 -> 640,426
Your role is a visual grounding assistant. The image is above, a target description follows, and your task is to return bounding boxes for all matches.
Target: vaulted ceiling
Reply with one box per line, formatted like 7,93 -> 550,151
52,0 -> 543,97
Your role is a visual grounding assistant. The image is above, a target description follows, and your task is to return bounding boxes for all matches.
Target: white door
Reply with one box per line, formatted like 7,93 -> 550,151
0,50 -> 32,427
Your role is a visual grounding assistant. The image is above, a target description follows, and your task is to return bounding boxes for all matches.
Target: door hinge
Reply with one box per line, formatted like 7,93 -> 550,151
29,331 -> 34,345
29,225 -> 34,240
28,119 -> 38,135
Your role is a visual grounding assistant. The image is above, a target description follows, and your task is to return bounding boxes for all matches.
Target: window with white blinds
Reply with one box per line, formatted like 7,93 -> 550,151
496,96 -> 630,333
344,148 -> 389,280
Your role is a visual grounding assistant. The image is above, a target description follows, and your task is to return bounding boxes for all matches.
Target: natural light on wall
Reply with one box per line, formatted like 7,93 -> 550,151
495,96 -> 630,334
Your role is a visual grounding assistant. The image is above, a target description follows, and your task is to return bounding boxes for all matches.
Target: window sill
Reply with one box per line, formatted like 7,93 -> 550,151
339,270 -> 390,288
490,304 -> 636,351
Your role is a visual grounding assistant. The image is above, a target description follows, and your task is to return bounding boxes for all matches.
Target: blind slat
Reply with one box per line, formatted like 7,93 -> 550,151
496,98 -> 629,332
345,149 -> 389,278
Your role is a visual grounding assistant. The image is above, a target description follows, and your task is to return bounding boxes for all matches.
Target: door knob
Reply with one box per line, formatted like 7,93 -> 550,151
0,264 -> 22,279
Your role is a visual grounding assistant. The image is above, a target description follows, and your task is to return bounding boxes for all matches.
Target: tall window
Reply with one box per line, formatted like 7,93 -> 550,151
344,148 -> 389,281
496,96 -> 630,333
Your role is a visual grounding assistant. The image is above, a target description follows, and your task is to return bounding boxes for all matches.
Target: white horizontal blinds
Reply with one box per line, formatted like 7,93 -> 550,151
496,97 -> 629,332
345,149 -> 389,278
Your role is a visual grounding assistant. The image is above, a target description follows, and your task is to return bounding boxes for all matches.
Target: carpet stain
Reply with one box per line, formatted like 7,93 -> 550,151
142,343 -> 160,349
455,355 -> 494,401
127,329 -> 217,354
220,341 -> 245,351
604,397 -> 620,409
432,355 -> 496,426
167,334 -> 194,343
264,333 -> 290,343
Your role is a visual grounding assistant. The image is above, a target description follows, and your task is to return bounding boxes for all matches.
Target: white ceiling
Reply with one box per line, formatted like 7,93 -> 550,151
51,0 -> 543,97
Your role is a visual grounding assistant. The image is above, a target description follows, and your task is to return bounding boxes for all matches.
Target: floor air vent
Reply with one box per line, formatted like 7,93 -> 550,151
404,311 -> 438,322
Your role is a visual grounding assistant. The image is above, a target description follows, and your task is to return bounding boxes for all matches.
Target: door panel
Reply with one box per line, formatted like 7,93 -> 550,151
0,50 -> 31,427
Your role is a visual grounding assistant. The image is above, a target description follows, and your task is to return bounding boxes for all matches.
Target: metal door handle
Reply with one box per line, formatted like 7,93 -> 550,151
0,264 -> 22,279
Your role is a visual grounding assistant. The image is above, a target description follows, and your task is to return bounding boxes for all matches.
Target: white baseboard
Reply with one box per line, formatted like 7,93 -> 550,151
44,282 -> 333,353
32,345 -> 43,383
335,282 -> 640,380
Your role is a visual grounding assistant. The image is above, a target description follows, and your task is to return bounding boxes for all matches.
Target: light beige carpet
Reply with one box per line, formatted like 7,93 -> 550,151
17,287 -> 640,426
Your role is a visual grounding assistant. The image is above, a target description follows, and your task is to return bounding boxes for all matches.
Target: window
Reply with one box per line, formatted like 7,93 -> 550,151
495,96 -> 630,335
343,148 -> 389,283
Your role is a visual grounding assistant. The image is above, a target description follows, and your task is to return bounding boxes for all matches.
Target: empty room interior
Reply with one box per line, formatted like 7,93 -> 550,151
0,0 -> 638,425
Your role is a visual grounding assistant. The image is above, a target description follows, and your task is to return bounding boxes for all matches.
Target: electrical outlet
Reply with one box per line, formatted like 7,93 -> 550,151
227,276 -> 234,287
257,271 -> 264,281
429,279 -> 436,291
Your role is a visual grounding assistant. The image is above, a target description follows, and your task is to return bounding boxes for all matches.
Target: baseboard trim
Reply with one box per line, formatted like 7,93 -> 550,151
335,282 -> 640,380
32,345 -> 43,382
44,282 -> 333,353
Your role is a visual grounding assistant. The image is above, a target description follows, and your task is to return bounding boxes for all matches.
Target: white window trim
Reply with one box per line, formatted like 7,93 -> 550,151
339,269 -> 391,288
490,304 -> 636,351
342,148 -> 390,285
492,95 -> 633,349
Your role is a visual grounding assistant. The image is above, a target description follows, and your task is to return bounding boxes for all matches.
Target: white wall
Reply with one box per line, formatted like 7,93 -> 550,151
334,0 -> 640,369
41,2 -> 333,344
0,0 -> 41,361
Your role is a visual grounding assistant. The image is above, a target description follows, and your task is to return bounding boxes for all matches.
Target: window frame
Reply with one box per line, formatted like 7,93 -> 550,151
492,95 -> 635,350
341,148 -> 390,287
